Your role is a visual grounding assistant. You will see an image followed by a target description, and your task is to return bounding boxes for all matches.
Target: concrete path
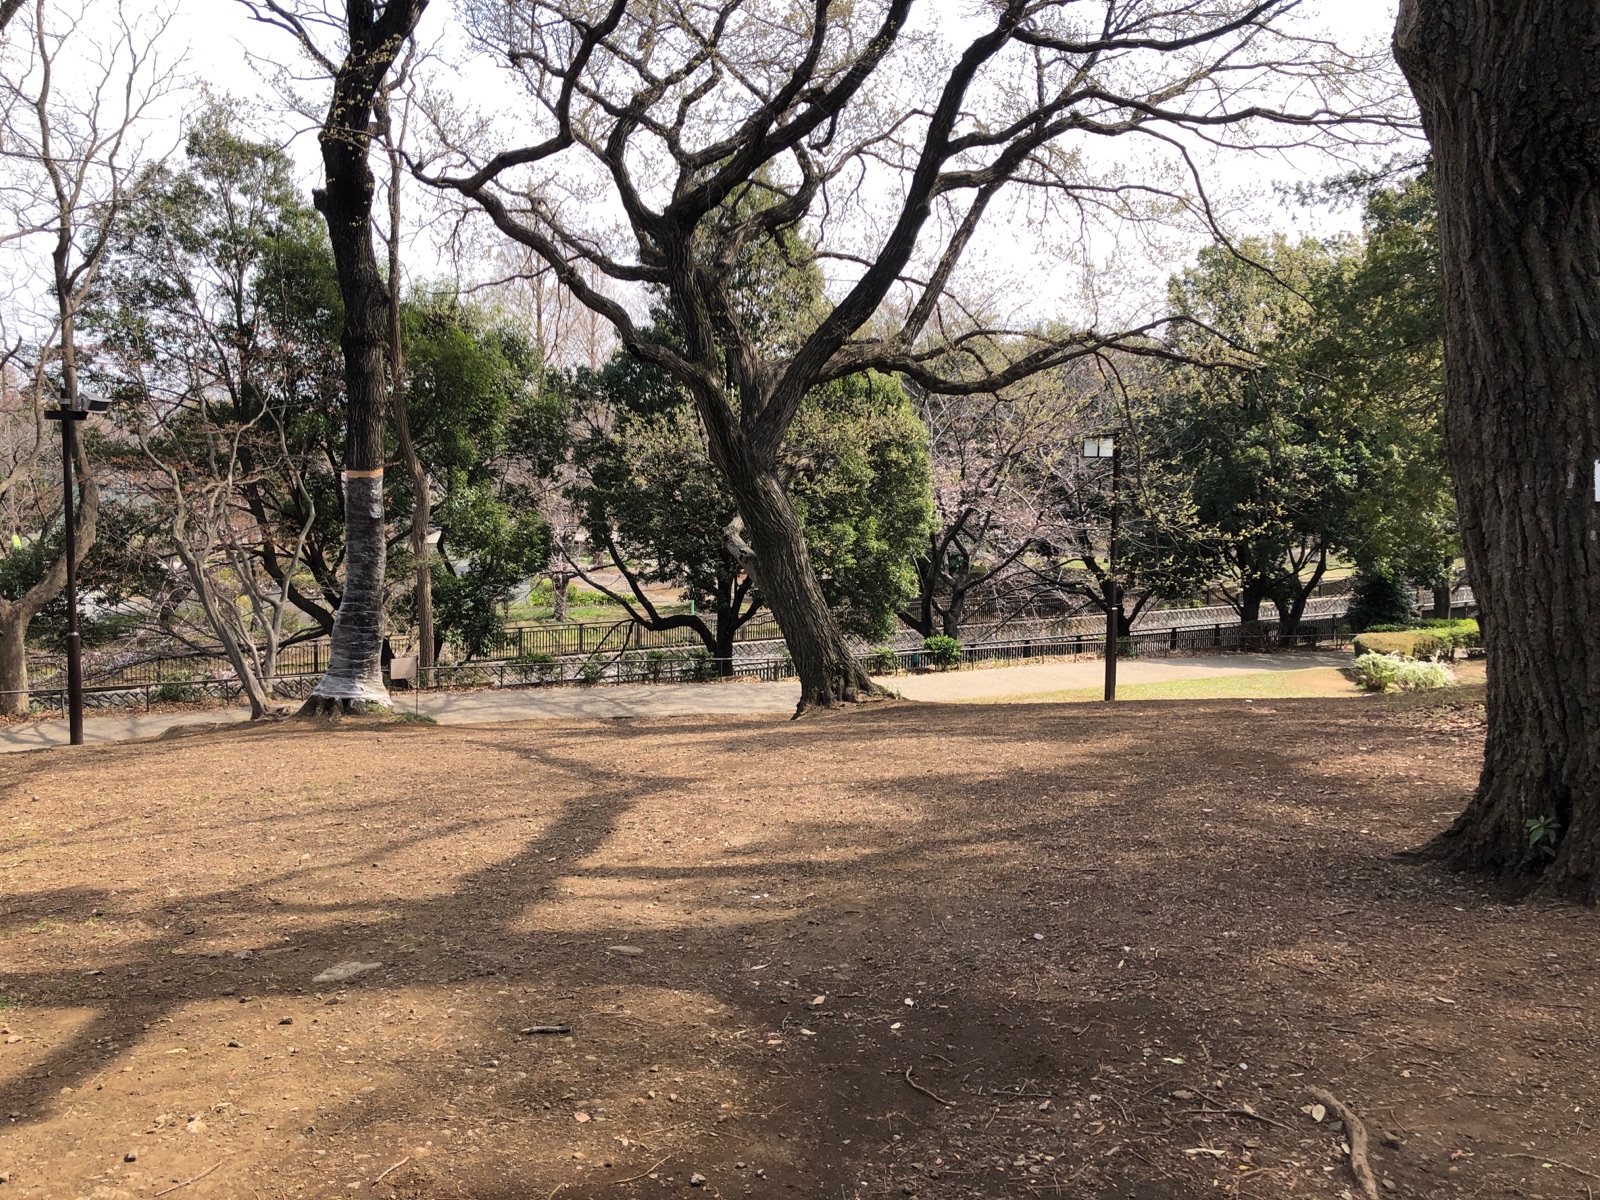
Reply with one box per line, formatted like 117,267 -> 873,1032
0,650 -> 1351,752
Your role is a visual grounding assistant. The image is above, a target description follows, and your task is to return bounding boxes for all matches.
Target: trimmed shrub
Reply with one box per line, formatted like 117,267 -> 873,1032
1416,617 -> 1481,653
578,656 -> 608,685
923,635 -> 962,670
1352,630 -> 1449,660
1352,652 -> 1454,693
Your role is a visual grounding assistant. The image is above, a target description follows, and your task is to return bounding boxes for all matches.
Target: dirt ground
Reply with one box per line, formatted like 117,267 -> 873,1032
1,687 -> 1596,1200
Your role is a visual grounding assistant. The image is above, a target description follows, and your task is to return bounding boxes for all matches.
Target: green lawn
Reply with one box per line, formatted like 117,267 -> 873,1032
965,666 -> 1367,704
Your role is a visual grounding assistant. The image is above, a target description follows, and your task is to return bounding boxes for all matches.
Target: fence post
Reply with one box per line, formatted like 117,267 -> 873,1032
1213,623 -> 1221,647
578,623 -> 586,654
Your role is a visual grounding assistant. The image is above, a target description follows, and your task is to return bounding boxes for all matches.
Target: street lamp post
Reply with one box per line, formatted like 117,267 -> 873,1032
1083,435 -> 1123,702
44,384 -> 107,745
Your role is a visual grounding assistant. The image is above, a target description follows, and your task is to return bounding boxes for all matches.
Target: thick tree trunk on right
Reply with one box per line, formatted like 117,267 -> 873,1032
1395,0 -> 1600,900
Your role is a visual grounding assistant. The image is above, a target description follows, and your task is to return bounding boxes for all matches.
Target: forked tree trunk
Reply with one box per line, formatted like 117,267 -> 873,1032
1395,0 -> 1600,900
724,465 -> 883,713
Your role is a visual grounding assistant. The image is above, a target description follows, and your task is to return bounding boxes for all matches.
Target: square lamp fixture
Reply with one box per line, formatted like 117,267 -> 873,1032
1082,435 -> 1115,459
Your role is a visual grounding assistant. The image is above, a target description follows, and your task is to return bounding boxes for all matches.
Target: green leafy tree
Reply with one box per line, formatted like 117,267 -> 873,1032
396,297 -> 559,661
1163,236 -> 1360,633
1305,169 -> 1456,608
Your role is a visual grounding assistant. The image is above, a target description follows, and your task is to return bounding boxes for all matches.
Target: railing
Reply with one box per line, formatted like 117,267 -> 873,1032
20,586 -> 1471,714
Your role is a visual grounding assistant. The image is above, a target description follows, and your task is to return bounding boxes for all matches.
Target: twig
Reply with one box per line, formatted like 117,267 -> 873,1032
1196,1102 -> 1294,1132
606,1155 -> 672,1186
1505,1153 -> 1600,1181
155,1164 -> 221,1197
373,1156 -> 410,1184
1308,1087 -> 1379,1200
904,1066 -> 954,1106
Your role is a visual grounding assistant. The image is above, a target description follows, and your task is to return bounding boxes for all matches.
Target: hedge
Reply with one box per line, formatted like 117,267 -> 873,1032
1352,618 -> 1479,661
1352,630 -> 1449,660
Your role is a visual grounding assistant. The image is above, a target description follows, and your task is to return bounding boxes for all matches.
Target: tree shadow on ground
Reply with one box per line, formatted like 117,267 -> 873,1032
0,699 -> 1592,1200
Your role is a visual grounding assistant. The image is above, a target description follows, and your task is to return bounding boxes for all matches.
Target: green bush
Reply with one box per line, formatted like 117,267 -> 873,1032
923,635 -> 962,670
866,646 -> 899,675
1417,617 -> 1480,652
514,651 -> 560,682
1345,569 -> 1417,632
685,648 -> 718,681
1352,652 -> 1454,693
578,657 -> 608,685
153,675 -> 199,704
642,649 -> 670,683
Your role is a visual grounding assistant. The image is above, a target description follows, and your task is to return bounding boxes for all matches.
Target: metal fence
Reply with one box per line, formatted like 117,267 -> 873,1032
19,582 -> 1470,714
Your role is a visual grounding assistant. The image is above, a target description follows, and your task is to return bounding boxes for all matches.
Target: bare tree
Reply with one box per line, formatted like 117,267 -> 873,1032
0,0 -> 174,713
904,371 -> 1090,638
244,0 -> 431,712
419,0 -> 1395,712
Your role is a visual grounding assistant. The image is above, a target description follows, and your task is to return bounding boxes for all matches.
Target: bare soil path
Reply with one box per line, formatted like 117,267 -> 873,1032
0,651 -> 1361,751
0,690 -> 1594,1200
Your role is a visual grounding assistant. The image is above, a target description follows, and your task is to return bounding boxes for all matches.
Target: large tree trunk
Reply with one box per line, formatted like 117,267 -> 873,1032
1395,0 -> 1600,900
0,432 -> 99,717
0,611 -> 29,717
300,0 -> 429,714
1432,581 -> 1453,620
550,570 -> 569,622
1275,551 -> 1328,640
1237,579 -> 1268,625
725,466 -> 883,713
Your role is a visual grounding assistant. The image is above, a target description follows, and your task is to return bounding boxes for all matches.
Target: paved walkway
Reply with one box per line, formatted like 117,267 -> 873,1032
0,650 -> 1351,752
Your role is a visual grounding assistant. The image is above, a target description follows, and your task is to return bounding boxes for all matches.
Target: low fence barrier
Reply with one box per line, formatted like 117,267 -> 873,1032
20,614 -> 1350,713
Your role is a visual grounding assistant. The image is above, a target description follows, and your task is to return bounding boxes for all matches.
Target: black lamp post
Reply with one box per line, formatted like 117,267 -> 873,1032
44,383 -> 107,745
1082,434 -> 1122,702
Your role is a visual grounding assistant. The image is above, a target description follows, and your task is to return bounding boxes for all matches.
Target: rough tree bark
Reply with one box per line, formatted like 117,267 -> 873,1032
1395,0 -> 1600,899
720,460 -> 877,708
0,433 -> 96,715
286,0 -> 430,714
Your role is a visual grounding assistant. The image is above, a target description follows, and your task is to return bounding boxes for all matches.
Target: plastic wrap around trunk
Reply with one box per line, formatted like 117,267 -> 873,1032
311,472 -> 390,705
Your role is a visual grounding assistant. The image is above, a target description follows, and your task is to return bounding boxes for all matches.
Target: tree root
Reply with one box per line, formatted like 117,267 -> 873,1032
1308,1087 -> 1379,1200
297,695 -> 392,717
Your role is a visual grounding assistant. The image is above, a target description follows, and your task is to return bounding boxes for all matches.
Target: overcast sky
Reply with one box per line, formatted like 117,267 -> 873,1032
11,0 -> 1414,350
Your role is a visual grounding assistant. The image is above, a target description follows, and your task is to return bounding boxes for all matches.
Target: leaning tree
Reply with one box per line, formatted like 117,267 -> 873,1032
421,0 -> 1393,712
1394,0 -> 1600,900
